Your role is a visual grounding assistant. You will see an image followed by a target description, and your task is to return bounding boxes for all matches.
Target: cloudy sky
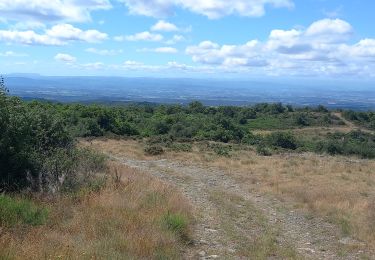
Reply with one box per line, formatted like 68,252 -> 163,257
1,0 -> 375,80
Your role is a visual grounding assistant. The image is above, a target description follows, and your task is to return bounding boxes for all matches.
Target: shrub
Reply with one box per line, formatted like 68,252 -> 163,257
326,142 -> 343,155
207,143 -> 232,157
60,148 -> 107,193
144,145 -> 164,156
256,145 -> 272,156
0,195 -> 48,227
242,132 -> 263,145
168,143 -> 192,152
295,113 -> 310,126
267,132 -> 298,150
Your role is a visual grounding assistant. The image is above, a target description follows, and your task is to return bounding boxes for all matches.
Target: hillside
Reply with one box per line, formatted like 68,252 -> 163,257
81,125 -> 375,259
1,83 -> 375,259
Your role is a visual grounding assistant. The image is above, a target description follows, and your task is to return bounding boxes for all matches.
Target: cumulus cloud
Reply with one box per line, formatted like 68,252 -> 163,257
305,18 -> 352,43
118,0 -> 294,19
0,24 -> 108,45
185,18 -> 375,77
115,31 -> 163,42
54,53 -> 76,63
186,40 -> 265,66
350,39 -> 375,57
46,24 -> 108,43
0,0 -> 112,23
151,20 -> 179,32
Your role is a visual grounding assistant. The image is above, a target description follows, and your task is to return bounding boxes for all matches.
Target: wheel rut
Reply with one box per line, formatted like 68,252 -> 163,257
110,155 -> 369,259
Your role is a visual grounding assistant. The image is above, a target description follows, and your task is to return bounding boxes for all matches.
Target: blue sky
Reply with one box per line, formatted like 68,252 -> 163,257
1,0 -> 375,81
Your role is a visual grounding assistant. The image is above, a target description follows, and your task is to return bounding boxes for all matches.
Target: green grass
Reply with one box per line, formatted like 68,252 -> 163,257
0,195 -> 48,227
163,212 -> 190,241
247,116 -> 292,130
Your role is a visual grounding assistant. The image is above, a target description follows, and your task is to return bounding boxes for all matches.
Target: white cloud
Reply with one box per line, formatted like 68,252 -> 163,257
305,18 -> 352,43
138,47 -> 178,53
0,51 -> 28,57
116,31 -> 163,42
167,61 -> 190,70
119,0 -> 294,19
186,40 -> 265,66
165,34 -> 185,45
0,0 -> 112,23
0,30 -> 62,45
86,48 -> 123,56
81,62 -> 104,70
185,18 -> 375,77
120,60 -> 162,71
0,24 -> 107,45
340,39 -> 375,59
46,24 -> 108,43
54,53 -> 76,63
124,60 -> 144,66
151,20 -> 178,32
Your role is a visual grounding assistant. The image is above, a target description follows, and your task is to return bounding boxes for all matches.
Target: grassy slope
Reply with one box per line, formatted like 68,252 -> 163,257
0,162 -> 192,259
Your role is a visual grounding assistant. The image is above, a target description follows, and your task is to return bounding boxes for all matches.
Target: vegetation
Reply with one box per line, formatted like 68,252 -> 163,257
0,77 -> 193,259
1,76 -> 375,258
90,138 -> 375,254
343,110 -> 375,130
0,163 -> 192,259
4,96 -> 371,161
0,195 -> 48,227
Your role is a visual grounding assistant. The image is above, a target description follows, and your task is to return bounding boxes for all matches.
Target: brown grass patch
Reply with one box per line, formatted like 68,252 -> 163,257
0,162 -> 192,259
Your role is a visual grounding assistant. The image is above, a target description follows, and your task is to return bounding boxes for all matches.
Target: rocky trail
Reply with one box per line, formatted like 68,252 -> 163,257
110,155 -> 369,259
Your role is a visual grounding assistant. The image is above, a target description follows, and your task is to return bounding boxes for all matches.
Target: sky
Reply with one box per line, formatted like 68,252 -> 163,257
0,0 -> 375,81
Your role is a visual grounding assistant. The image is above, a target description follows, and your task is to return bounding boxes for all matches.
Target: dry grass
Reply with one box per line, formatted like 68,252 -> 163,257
208,190 -> 299,259
83,138 -> 375,249
0,162 -> 192,259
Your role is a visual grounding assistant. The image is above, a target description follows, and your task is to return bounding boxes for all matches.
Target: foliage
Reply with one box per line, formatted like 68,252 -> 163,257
343,110 -> 375,130
314,131 -> 375,158
0,195 -> 48,227
0,78 -> 106,192
267,132 -> 298,150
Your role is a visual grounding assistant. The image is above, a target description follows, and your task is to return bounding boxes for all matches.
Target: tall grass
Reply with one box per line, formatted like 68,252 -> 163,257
0,162 -> 192,259
0,195 -> 48,227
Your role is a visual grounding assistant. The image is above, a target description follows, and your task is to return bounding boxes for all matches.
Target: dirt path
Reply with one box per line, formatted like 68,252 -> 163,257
333,112 -> 373,133
110,155 -> 369,259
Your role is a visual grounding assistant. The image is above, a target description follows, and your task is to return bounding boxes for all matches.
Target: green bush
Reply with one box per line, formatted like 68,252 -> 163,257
267,132 -> 298,150
0,195 -> 48,227
214,146 -> 231,157
242,132 -> 263,145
